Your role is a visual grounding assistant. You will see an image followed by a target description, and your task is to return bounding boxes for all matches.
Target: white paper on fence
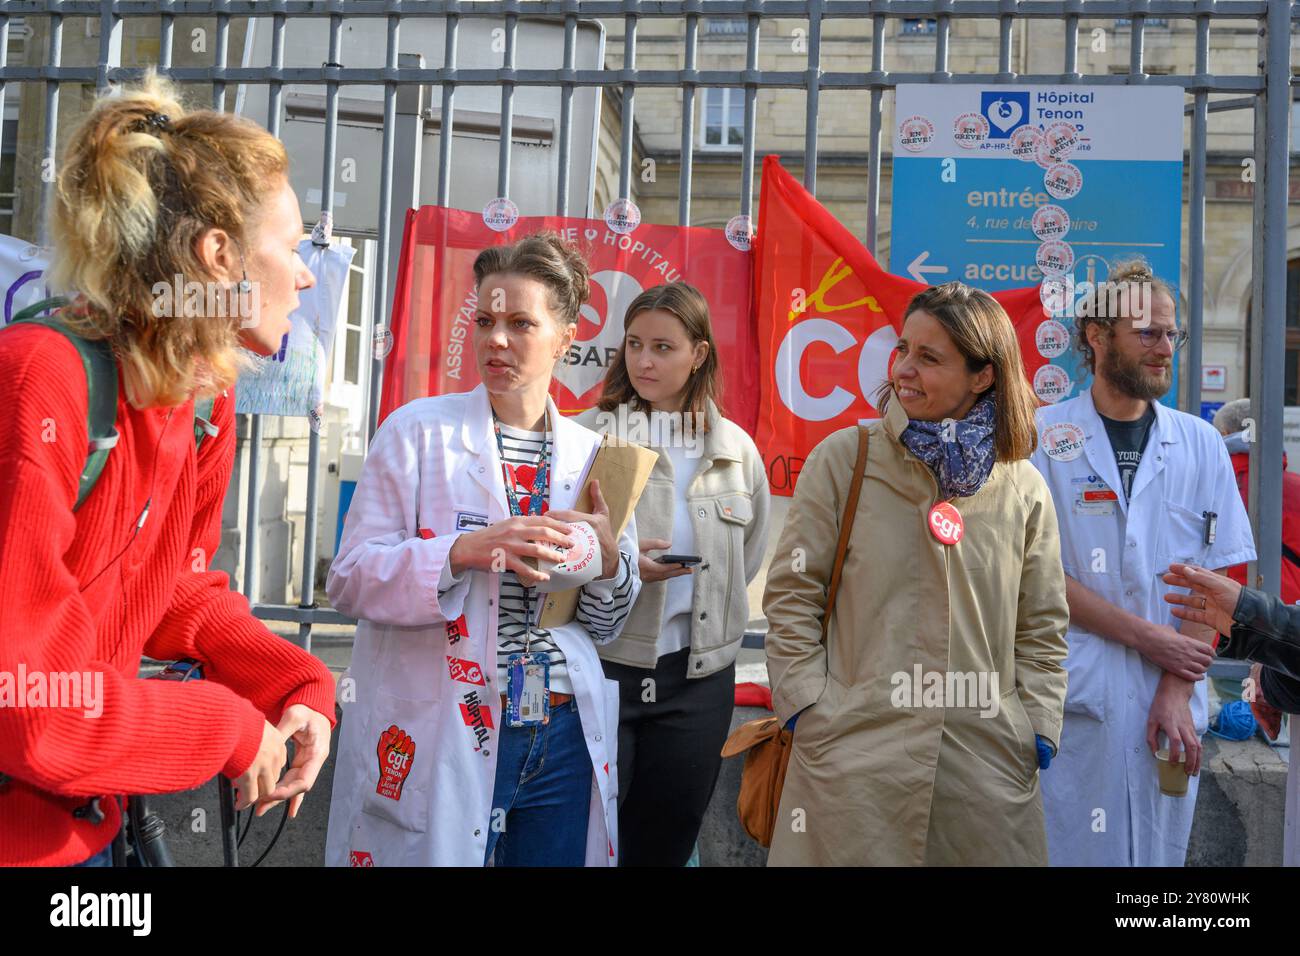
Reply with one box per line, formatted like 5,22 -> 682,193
235,238 -> 356,417
0,234 -> 52,325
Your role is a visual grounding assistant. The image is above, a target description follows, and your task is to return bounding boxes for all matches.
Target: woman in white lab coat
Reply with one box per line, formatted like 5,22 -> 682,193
324,232 -> 640,867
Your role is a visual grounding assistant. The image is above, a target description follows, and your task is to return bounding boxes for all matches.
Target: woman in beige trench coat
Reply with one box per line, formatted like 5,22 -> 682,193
764,283 -> 1069,866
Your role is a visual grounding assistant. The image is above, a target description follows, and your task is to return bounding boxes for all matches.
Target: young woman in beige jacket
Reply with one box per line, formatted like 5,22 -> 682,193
763,282 -> 1069,866
577,282 -> 770,866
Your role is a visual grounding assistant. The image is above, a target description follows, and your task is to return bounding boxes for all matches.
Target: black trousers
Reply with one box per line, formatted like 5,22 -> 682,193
603,646 -> 736,867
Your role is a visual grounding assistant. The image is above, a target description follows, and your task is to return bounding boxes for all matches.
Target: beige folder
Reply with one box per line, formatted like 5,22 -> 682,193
536,435 -> 658,628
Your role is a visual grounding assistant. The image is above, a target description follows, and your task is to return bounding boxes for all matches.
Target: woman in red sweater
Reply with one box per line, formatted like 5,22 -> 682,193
0,73 -> 337,866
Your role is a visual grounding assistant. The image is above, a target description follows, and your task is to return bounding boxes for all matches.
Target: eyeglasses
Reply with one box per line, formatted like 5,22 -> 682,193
1134,327 -> 1189,351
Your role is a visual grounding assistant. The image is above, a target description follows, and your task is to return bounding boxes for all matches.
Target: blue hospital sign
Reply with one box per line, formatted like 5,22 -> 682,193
890,84 -> 1185,405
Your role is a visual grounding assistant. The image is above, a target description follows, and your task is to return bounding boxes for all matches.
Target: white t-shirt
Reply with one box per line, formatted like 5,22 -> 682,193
655,442 -> 701,659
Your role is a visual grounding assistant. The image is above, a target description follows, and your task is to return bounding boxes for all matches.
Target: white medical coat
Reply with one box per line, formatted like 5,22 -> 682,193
1031,387 -> 1255,866
323,384 -> 639,866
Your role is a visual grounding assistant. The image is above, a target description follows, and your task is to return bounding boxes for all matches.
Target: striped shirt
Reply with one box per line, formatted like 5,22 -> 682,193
440,422 -> 636,695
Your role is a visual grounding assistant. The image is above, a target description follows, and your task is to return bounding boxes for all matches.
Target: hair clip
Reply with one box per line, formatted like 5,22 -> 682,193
134,112 -> 171,134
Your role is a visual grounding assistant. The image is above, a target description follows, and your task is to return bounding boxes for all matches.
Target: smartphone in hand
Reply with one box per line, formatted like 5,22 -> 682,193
655,554 -> 703,566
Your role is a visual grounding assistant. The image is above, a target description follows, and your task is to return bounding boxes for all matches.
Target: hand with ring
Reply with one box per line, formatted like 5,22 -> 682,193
1160,562 -> 1241,637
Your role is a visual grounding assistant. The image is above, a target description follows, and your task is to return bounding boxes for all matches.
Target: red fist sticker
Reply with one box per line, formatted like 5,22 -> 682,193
375,724 -> 416,801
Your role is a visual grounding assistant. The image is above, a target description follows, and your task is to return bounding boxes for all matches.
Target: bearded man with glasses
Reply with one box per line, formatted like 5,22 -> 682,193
1029,259 -> 1256,866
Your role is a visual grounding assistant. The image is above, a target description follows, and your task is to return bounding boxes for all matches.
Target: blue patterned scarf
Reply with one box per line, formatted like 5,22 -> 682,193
899,391 -> 997,500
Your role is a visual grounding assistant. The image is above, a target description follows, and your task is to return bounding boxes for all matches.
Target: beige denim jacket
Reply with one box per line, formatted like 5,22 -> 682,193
575,400 -> 770,676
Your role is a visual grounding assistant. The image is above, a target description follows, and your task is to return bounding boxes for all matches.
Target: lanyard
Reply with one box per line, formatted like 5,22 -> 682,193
492,408 -> 552,645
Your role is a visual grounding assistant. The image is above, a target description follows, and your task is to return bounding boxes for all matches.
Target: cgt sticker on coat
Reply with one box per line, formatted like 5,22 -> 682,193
349,850 -> 375,867
460,689 -> 495,752
448,656 -> 486,686
375,724 -> 416,801
445,614 -> 469,646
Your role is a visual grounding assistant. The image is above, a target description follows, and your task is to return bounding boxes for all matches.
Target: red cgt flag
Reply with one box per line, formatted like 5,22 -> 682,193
754,156 -> 1050,495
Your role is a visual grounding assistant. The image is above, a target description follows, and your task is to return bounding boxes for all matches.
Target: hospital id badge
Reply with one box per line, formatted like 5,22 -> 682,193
1072,476 -> 1117,516
505,652 -> 550,727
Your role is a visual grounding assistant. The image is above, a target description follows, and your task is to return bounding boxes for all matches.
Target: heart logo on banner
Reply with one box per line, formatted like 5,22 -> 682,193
988,98 -> 1023,133
555,269 -> 644,400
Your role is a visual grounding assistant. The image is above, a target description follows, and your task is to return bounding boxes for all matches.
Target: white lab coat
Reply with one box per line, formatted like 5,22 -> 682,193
1031,387 -> 1255,866
323,384 -> 639,866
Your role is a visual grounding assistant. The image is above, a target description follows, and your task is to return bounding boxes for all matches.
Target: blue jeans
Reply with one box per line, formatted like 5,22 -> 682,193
484,698 -> 592,867
72,841 -> 115,867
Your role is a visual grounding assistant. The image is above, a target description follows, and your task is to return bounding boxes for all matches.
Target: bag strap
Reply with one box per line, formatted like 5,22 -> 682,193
8,298 -> 221,511
193,395 -> 218,450
822,424 -> 869,642
9,297 -> 120,511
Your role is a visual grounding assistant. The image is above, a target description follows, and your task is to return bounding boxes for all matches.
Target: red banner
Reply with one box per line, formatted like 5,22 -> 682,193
754,156 -> 1050,495
379,206 -> 758,429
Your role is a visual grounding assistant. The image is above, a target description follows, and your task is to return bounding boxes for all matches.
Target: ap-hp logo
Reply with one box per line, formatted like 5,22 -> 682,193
980,91 -> 1029,140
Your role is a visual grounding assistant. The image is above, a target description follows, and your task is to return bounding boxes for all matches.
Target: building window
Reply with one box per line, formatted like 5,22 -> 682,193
8,18 -> 30,61
328,237 -> 376,414
1244,257 -> 1300,405
341,240 -> 368,387
900,18 -> 937,36
704,17 -> 748,37
700,87 -> 745,150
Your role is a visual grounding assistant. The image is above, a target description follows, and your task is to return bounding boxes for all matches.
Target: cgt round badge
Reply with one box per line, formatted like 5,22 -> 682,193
952,112 -> 990,149
1035,239 -> 1074,277
1033,363 -> 1073,404
1041,422 -> 1086,462
725,214 -> 754,251
1034,136 -> 1057,170
1044,121 -> 1080,162
483,197 -> 519,232
1031,204 -> 1070,241
928,501 -> 964,546
1044,162 -> 1084,200
1010,125 -> 1042,162
604,198 -> 641,235
898,115 -> 936,152
1039,276 -> 1071,316
1035,318 -> 1071,358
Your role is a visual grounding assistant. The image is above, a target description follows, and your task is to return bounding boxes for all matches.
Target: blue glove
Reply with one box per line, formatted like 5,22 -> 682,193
1035,735 -> 1055,770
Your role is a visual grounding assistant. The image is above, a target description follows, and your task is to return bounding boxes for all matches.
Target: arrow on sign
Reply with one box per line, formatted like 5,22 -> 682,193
907,250 -> 948,284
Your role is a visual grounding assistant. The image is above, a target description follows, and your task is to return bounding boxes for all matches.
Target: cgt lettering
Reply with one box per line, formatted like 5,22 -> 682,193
774,319 -> 898,422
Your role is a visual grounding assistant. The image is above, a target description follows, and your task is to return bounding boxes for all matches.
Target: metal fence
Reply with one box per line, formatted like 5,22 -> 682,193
2,0 -> 1295,848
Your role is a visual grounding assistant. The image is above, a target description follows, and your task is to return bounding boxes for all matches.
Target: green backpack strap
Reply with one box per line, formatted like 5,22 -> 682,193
10,297 -> 119,511
193,395 -> 218,449
9,297 -> 223,509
